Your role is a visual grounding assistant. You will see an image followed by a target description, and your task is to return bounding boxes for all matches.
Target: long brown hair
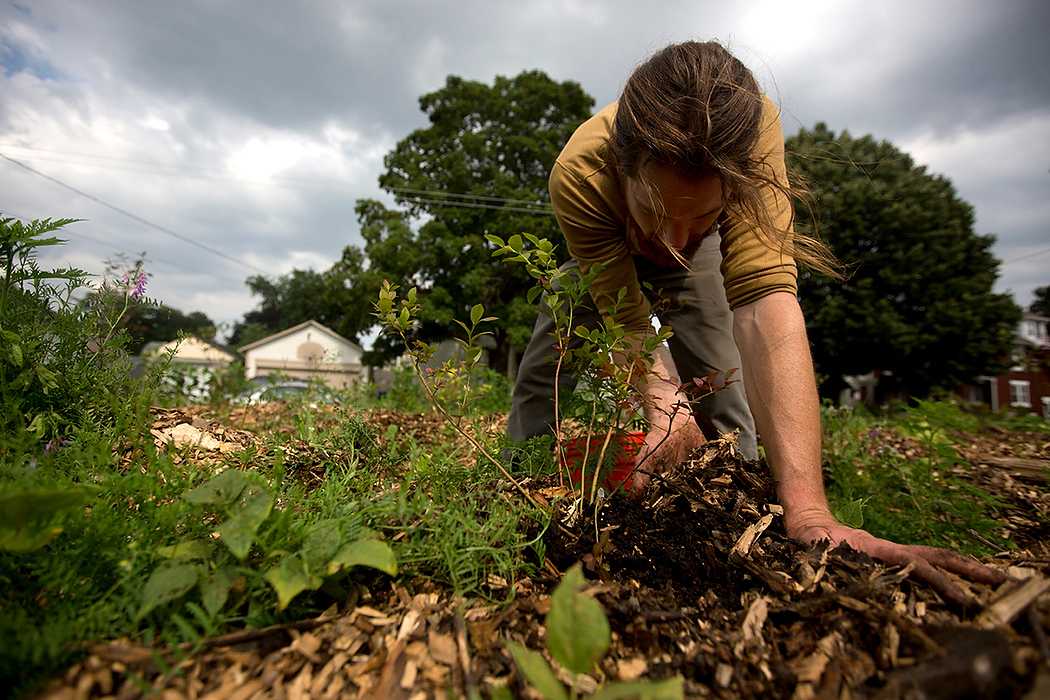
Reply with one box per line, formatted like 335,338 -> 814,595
614,40 -> 838,276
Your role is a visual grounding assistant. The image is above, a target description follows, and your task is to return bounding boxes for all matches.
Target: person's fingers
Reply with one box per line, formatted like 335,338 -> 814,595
858,538 -> 1004,607
628,468 -> 651,500
902,557 -> 975,608
902,544 -> 1009,585
804,526 -> 1008,607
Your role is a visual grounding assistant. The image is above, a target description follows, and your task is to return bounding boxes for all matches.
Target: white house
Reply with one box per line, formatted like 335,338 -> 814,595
145,337 -> 240,369
238,320 -> 365,389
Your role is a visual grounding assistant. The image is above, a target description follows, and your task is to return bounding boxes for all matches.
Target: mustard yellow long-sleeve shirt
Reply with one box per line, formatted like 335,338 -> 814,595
548,96 -> 798,335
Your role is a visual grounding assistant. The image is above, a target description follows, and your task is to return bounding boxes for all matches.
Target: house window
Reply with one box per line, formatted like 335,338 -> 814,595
1043,396 -> 1050,419
1023,319 -> 1049,344
1008,380 -> 1031,408
1010,346 -> 1026,371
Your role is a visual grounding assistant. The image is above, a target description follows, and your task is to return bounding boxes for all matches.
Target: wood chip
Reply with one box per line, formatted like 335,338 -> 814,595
730,513 -> 773,558
978,576 -> 1050,629
740,596 -> 770,647
427,632 -> 458,667
616,657 -> 648,681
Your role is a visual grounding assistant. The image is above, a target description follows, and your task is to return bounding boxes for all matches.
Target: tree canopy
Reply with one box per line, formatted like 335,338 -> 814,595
359,70 -> 594,365
227,269 -> 334,348
1030,285 -> 1050,317
122,305 -> 215,354
786,124 -> 1022,399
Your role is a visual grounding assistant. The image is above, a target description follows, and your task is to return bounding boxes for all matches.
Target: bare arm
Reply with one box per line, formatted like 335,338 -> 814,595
731,291 -> 831,534
733,292 -> 1006,605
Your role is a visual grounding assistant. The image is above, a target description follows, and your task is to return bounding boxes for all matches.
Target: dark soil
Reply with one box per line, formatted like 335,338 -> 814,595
34,407 -> 1050,700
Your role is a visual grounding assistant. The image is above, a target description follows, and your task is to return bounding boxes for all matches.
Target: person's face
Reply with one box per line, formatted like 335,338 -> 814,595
624,162 -> 723,251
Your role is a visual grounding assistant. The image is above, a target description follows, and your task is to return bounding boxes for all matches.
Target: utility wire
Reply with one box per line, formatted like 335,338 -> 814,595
395,194 -> 556,215
389,186 -> 553,208
1,207 -> 246,285
0,144 -> 348,191
2,145 -> 559,211
1002,245 -> 1050,265
1,152 -> 269,275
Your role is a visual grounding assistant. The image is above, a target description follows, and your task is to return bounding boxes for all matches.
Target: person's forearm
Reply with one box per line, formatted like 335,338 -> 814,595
732,292 -> 833,536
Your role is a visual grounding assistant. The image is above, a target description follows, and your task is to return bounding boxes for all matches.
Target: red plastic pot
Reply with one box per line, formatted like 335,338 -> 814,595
561,432 -> 645,491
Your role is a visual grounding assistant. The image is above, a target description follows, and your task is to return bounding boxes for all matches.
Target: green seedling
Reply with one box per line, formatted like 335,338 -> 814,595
507,564 -> 683,699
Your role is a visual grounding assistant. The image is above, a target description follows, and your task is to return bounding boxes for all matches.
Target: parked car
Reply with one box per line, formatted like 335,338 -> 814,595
234,380 -> 341,406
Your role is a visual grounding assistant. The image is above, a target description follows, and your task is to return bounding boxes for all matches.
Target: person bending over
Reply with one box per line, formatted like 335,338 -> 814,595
506,40 -> 1003,604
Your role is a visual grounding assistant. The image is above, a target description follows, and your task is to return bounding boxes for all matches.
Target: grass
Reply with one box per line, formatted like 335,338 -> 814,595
819,398 -> 1047,558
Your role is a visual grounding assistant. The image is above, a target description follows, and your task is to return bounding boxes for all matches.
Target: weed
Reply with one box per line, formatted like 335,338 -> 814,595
507,564 -> 683,699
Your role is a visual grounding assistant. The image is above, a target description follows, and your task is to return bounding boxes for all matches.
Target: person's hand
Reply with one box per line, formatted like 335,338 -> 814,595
788,514 -> 1008,607
628,411 -> 705,499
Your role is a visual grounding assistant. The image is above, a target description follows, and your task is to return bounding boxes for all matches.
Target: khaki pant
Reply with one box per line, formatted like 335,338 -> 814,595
506,234 -> 758,460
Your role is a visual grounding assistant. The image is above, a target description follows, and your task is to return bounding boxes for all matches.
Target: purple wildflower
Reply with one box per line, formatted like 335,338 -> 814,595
868,428 -> 879,440
131,270 -> 148,300
44,438 -> 69,454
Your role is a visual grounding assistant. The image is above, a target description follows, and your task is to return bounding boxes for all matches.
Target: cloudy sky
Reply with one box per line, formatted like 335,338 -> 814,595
2,0 -> 1048,344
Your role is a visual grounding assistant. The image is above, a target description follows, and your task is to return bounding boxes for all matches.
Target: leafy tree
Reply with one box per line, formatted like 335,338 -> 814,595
1030,285 -> 1050,317
228,269 -> 333,347
786,123 -> 1022,399
122,305 -> 215,354
325,200 -> 423,363
338,70 -> 594,366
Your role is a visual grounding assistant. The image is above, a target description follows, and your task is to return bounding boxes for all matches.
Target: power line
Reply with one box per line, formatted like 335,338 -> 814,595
1,207 -> 247,285
0,146 -> 561,215
1002,245 -> 1050,266
0,144 -> 352,191
389,188 -> 555,215
395,195 -> 557,215
1,152 -> 270,275
389,187 -> 553,207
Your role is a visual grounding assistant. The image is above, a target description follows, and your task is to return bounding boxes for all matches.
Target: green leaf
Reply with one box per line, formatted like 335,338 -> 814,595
35,364 -> 59,391
833,497 -> 867,529
8,341 -> 23,367
200,566 -> 239,618
326,538 -> 398,576
138,563 -> 200,620
265,553 -> 319,611
184,469 -> 250,506
592,677 -> 685,700
0,486 -> 95,552
546,564 -> 610,675
470,303 -> 484,326
156,539 -> 211,560
301,519 -> 344,568
507,642 -> 568,700
216,483 -> 273,559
